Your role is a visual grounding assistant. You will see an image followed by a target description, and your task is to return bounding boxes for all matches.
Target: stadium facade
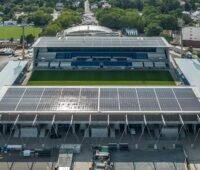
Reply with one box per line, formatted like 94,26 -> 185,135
0,86 -> 200,146
32,36 -> 170,70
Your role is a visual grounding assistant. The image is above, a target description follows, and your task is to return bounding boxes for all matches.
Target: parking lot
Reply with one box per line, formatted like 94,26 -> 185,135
0,129 -> 199,170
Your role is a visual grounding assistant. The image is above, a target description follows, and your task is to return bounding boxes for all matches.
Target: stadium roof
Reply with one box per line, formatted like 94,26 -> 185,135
63,25 -> 113,35
175,58 -> 200,86
0,61 -> 28,88
33,36 -> 170,48
0,86 -> 200,114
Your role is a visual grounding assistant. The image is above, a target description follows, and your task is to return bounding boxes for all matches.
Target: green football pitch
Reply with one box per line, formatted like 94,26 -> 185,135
0,26 -> 41,39
28,70 -> 175,86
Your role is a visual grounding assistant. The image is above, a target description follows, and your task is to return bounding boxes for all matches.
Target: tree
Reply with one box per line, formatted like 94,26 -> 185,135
98,11 -> 123,29
9,37 -> 14,43
145,22 -> 163,36
159,14 -> 178,30
54,10 -> 81,29
96,8 -> 143,31
197,51 -> 200,58
43,23 -> 61,36
20,35 -> 23,44
109,0 -> 144,10
29,10 -> 52,26
25,34 -> 35,44
160,31 -> 172,42
160,0 -> 180,13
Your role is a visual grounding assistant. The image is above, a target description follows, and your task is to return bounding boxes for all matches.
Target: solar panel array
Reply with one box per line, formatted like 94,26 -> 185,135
0,87 -> 200,113
35,37 -> 168,48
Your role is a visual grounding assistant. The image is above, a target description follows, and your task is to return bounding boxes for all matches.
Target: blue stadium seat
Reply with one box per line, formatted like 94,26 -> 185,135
71,61 -> 100,67
102,61 -> 131,67
56,53 -> 72,59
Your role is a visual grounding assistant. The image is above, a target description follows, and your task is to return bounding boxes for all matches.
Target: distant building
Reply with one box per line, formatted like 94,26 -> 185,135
122,28 -> 138,36
72,1 -> 80,8
182,11 -> 191,18
3,20 -> 17,26
182,27 -> 200,48
98,0 -> 111,9
91,3 -> 98,10
191,9 -> 200,21
55,3 -> 64,11
102,2 -> 111,9
14,12 -> 26,19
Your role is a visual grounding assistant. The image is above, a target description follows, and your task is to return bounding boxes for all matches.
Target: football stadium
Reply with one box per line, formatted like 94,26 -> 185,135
1,34 -> 200,169
29,36 -> 173,85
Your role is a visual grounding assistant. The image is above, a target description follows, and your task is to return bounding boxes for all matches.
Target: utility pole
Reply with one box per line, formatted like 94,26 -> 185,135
178,18 -> 184,57
21,18 -> 27,60
197,15 -> 200,27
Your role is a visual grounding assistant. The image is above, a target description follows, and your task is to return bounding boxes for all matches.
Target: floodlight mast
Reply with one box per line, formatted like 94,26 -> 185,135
178,18 -> 184,57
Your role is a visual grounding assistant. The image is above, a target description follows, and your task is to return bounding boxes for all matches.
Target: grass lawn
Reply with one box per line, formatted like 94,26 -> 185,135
0,26 -> 41,39
28,70 -> 175,86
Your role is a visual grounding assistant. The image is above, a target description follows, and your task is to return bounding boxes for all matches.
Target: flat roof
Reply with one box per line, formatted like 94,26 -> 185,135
0,86 -> 200,114
175,58 -> 200,86
182,27 -> 200,41
32,36 -> 170,48
0,60 -> 28,88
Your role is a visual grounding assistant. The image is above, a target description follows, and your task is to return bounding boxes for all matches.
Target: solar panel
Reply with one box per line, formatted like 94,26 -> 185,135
17,98 -> 38,111
173,88 -> 196,98
3,88 -> 26,98
23,88 -> 44,98
80,88 -> 98,99
79,99 -> 98,111
158,99 -> 181,111
118,88 -> 137,99
137,88 -> 156,98
37,98 -> 59,111
100,88 -> 118,98
119,99 -> 139,111
35,37 -> 169,48
178,98 -> 200,111
0,87 -> 200,113
42,88 -> 61,98
61,88 -> 80,98
0,98 -> 20,111
139,99 -> 160,111
100,98 -> 119,111
155,88 -> 174,98
56,98 -> 79,111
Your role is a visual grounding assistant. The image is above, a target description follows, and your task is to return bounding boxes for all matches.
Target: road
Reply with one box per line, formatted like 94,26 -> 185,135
82,0 -> 98,25
84,0 -> 91,14
51,10 -> 60,21
0,55 -> 16,71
